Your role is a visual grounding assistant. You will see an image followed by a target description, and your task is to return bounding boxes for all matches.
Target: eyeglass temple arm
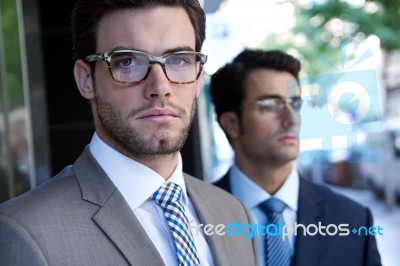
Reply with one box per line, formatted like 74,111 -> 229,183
85,54 -> 105,62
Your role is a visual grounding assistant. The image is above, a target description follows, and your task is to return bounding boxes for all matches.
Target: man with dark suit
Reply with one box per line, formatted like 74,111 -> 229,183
210,49 -> 381,266
0,1 -> 257,265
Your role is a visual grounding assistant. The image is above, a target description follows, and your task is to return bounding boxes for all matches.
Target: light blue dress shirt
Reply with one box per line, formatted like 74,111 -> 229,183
230,164 -> 299,265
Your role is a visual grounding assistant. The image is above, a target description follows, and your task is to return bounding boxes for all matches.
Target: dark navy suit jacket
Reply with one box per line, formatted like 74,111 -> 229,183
214,171 -> 382,266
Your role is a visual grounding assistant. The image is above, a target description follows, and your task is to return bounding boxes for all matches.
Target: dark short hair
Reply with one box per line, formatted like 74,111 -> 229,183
210,49 -> 301,123
71,0 -> 206,61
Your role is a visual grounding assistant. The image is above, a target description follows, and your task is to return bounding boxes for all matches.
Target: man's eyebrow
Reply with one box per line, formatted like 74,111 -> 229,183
109,46 -> 135,51
106,46 -> 195,55
163,46 -> 195,54
256,94 -> 283,101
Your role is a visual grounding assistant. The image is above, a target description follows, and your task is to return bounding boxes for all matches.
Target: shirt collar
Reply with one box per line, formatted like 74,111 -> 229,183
230,163 -> 299,211
89,133 -> 188,210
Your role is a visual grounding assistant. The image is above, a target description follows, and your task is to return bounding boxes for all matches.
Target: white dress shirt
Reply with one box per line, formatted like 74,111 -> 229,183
89,133 -> 214,266
230,163 -> 299,265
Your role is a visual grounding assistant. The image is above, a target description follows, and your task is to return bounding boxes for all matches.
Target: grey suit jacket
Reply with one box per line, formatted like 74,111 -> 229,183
0,147 -> 257,266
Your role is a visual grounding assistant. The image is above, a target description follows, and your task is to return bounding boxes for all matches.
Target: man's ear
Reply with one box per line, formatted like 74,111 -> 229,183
74,59 -> 95,99
219,111 -> 240,140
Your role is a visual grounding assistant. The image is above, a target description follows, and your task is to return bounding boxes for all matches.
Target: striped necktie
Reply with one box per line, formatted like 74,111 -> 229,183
259,197 -> 291,266
152,182 -> 200,266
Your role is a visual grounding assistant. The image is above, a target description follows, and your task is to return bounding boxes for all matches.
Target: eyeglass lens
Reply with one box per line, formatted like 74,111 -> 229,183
259,97 -> 302,113
109,51 -> 201,83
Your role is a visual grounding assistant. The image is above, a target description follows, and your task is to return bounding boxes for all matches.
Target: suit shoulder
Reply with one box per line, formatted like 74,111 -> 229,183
300,178 -> 371,219
184,174 -> 246,208
0,165 -> 79,216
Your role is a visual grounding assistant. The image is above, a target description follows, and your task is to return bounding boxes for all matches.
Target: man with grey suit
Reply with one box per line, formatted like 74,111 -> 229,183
0,1 -> 257,265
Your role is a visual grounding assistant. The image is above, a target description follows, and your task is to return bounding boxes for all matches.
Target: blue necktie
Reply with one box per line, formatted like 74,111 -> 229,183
152,182 -> 200,266
259,197 -> 291,266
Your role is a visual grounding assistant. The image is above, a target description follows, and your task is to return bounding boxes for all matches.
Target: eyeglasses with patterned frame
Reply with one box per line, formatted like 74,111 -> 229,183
85,49 -> 208,85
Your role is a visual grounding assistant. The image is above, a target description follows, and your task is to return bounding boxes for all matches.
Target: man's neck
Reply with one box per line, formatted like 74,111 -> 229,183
97,132 -> 179,180
235,159 -> 293,195
136,153 -> 179,180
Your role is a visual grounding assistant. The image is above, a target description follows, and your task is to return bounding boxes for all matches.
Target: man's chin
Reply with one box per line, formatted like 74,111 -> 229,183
141,132 -> 188,153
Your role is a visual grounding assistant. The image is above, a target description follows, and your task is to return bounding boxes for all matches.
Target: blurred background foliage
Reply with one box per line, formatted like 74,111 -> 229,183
0,0 -> 24,110
262,0 -> 400,77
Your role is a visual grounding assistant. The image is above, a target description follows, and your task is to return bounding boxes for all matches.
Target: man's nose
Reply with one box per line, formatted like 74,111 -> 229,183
143,64 -> 172,99
281,104 -> 299,128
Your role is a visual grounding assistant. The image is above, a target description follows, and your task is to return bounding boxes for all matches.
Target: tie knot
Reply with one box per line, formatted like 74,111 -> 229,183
152,182 -> 183,208
259,197 -> 286,214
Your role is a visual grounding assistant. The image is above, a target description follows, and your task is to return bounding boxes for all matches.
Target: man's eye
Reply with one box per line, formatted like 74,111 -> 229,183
113,55 -> 143,68
120,59 -> 134,67
290,98 -> 303,111
171,58 -> 186,65
260,100 -> 277,110
168,55 -> 193,66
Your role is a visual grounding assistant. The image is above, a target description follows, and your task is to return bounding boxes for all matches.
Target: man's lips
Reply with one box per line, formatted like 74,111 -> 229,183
136,108 -> 180,122
277,134 -> 299,144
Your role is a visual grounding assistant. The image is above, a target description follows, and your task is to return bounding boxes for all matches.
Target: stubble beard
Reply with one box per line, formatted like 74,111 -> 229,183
94,93 -> 196,161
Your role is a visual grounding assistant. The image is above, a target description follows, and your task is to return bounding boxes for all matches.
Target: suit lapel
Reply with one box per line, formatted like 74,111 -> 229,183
184,174 -> 230,266
292,178 -> 326,266
92,191 -> 165,266
74,147 -> 165,266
